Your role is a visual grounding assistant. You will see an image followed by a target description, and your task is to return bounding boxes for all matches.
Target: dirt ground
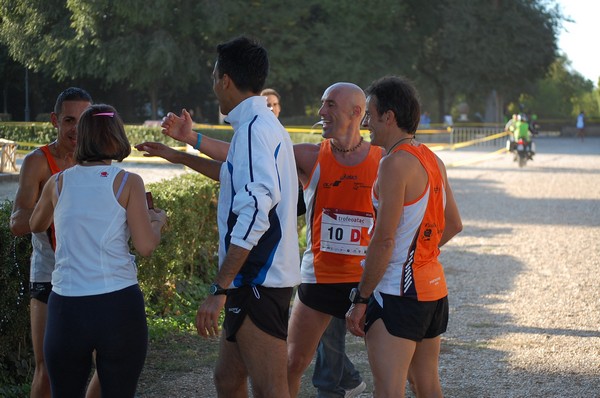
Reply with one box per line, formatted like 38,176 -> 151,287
139,137 -> 600,397
2,137 -> 599,397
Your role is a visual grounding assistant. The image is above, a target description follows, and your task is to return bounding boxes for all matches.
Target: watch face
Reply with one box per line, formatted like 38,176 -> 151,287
210,283 -> 226,295
349,288 -> 367,304
349,288 -> 358,303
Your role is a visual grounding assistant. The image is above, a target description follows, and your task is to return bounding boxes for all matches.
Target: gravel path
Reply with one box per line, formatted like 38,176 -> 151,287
139,137 -> 600,397
434,137 -> 600,397
2,137 -> 598,397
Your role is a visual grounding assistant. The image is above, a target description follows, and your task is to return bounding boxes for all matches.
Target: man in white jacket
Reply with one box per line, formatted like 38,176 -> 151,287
137,36 -> 300,398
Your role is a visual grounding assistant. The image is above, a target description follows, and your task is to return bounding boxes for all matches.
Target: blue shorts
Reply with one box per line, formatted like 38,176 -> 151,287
365,293 -> 448,342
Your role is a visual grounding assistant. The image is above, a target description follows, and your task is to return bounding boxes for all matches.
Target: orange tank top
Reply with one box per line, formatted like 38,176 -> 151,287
40,145 -> 63,250
300,140 -> 382,283
374,143 -> 447,300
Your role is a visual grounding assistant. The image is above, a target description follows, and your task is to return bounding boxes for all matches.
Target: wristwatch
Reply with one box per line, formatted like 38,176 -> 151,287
349,287 -> 370,304
209,283 -> 228,296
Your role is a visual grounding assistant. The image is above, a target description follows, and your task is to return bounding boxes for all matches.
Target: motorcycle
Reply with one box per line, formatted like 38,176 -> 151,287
507,138 -> 535,168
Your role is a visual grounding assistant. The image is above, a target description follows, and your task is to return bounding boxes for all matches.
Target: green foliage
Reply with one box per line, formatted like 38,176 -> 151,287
0,0 -> 577,123
138,173 -> 220,317
0,200 -> 34,389
0,382 -> 31,398
519,56 -> 598,119
0,122 -> 236,153
0,0 -> 218,118
147,316 -> 192,341
407,0 -> 560,120
572,90 -> 600,119
0,122 -> 56,148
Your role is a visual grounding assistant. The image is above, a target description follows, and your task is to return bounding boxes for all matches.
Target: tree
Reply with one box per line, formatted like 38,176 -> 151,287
0,0 -> 416,120
207,0 -> 415,117
0,45 -> 22,117
404,0 -> 560,122
0,0 -> 220,119
524,55 -> 596,119
0,0 -> 565,123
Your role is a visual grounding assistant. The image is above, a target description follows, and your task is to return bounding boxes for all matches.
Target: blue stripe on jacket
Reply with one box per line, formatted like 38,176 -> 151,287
223,114 -> 282,286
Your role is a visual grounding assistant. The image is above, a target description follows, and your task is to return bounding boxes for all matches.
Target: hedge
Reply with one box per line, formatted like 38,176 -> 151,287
139,173 -> 220,317
0,119 -> 315,392
0,172 -> 221,394
0,122 -> 324,155
0,200 -> 33,395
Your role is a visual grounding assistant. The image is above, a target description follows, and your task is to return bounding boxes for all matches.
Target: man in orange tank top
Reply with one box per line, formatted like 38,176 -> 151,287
346,76 -> 462,397
144,82 -> 378,397
140,82 -> 379,397
10,88 -> 100,398
286,82 -> 383,397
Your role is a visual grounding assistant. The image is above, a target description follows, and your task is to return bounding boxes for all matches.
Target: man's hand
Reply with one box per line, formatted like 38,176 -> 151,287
134,142 -> 181,164
196,295 -> 227,338
346,303 -> 367,337
161,109 -> 196,144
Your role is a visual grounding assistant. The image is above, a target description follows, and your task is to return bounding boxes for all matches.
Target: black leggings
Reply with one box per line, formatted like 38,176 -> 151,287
44,285 -> 148,398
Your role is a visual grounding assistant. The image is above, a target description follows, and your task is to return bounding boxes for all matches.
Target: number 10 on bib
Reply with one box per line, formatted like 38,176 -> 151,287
320,208 -> 373,256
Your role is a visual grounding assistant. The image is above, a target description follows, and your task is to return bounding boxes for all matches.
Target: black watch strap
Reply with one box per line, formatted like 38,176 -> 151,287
209,283 -> 228,296
349,287 -> 370,304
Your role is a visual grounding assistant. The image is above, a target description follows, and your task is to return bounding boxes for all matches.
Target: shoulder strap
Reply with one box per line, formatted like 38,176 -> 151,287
115,171 -> 129,200
40,145 -> 62,174
54,171 -> 63,197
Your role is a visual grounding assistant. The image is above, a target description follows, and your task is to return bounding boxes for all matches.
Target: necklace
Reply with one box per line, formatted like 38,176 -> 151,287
331,136 -> 364,153
386,136 -> 413,155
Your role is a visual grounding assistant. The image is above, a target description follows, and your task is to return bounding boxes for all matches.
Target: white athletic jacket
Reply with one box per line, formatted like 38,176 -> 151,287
218,96 -> 301,288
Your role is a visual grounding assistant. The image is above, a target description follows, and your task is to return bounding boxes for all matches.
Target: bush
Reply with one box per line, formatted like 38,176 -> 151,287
0,122 -> 56,152
0,174 -> 221,389
0,200 -> 34,391
138,173 -> 220,318
0,142 -> 308,386
0,122 -> 241,156
0,121 -> 320,155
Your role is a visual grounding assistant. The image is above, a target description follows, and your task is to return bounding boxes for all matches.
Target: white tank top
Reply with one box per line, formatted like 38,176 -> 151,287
52,164 -> 137,296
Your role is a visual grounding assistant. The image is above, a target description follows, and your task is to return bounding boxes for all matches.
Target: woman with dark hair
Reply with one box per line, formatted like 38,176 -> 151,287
30,104 -> 167,397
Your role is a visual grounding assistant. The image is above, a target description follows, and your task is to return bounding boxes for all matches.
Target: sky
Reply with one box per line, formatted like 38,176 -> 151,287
556,0 -> 600,84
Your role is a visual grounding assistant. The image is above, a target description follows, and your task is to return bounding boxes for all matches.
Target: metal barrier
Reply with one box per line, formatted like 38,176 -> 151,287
6,125 -> 512,167
417,126 -> 509,150
0,139 -> 18,172
450,126 -> 508,149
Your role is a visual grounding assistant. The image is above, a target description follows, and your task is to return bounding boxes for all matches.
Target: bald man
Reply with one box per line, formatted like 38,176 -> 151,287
286,83 -> 382,397
138,82 -> 381,397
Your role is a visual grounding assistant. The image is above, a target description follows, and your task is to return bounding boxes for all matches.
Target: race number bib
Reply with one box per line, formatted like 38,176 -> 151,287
320,208 -> 373,255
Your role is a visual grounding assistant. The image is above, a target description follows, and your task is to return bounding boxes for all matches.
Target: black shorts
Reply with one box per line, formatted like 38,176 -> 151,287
30,282 -> 52,304
297,283 -> 357,319
223,285 -> 293,342
365,293 -> 448,342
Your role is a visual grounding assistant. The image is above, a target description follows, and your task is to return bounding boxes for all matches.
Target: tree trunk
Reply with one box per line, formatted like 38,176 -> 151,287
436,81 -> 446,123
149,87 -> 158,120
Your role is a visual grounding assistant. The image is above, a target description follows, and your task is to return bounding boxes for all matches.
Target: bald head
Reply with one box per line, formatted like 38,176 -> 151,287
319,82 -> 366,139
322,82 -> 366,116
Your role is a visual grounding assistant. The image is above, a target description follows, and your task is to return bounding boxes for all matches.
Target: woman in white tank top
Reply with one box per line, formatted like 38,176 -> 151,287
30,104 -> 167,397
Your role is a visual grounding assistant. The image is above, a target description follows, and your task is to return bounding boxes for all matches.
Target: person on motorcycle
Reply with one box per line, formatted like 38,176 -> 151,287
505,113 -> 518,151
514,114 -> 534,160
505,114 -> 518,134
